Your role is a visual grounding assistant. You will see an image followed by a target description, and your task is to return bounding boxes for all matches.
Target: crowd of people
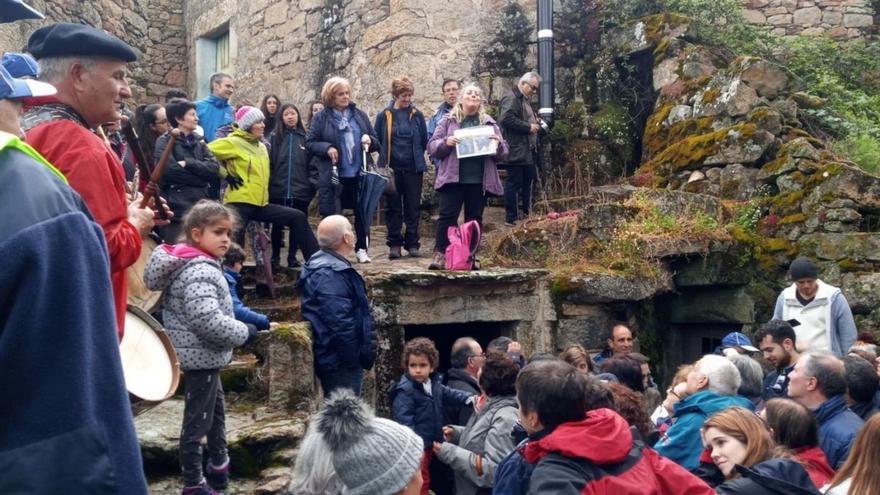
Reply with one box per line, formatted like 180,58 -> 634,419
5,5 -> 880,495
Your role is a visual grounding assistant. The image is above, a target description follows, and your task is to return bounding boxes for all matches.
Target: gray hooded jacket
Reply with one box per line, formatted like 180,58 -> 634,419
436,395 -> 519,494
144,245 -> 249,370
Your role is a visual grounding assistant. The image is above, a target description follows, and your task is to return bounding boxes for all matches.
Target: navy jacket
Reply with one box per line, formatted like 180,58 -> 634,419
223,267 -> 270,330
814,394 -> 863,469
268,126 -> 316,203
391,372 -> 473,448
374,103 -> 428,172
305,104 -> 380,216
299,249 -> 376,374
0,145 -> 148,494
716,459 -> 822,494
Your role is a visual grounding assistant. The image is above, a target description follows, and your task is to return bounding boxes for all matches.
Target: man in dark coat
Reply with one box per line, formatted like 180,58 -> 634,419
444,337 -> 485,425
787,351 -> 864,468
299,215 -> 376,397
0,61 -> 148,494
499,71 -> 545,226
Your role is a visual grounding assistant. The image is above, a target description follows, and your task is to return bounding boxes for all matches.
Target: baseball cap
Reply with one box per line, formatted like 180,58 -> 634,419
2,52 -> 40,78
0,64 -> 56,100
721,332 -> 759,353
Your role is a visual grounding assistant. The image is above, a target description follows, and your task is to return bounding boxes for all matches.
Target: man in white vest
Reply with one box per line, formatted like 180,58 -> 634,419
773,257 -> 857,356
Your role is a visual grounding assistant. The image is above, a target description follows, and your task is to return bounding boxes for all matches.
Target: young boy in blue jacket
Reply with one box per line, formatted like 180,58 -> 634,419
391,337 -> 475,495
223,243 -> 271,333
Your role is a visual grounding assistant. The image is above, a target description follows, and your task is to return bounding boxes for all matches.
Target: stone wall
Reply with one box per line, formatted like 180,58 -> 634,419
0,0 -> 187,104
184,0 -> 535,118
743,0 -> 875,38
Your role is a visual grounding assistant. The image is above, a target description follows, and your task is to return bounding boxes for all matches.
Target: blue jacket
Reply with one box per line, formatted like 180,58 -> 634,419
223,267 -> 270,330
654,391 -> 754,471
716,459 -> 822,494
492,425 -> 532,495
390,372 -> 473,448
305,104 -> 380,216
427,102 -> 452,167
374,103 -> 428,172
299,249 -> 376,374
195,94 -> 234,143
814,394 -> 863,469
0,144 -> 148,494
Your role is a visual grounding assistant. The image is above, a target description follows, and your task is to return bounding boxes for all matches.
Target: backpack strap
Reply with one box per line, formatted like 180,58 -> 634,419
385,109 -> 393,167
465,220 -> 482,260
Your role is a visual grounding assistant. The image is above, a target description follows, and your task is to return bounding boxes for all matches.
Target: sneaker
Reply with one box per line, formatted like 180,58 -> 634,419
406,247 -> 421,258
428,251 -> 445,270
286,258 -> 301,268
181,480 -> 219,495
388,246 -> 402,260
206,458 -> 230,491
356,249 -> 372,263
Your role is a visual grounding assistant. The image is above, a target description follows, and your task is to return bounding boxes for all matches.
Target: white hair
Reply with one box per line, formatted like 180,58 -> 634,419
316,215 -> 350,250
37,56 -> 97,84
696,354 -> 741,396
288,417 -> 344,495
519,71 -> 542,85
727,354 -> 763,398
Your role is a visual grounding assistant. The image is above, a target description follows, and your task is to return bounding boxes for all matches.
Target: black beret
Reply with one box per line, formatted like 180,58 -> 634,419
27,23 -> 138,62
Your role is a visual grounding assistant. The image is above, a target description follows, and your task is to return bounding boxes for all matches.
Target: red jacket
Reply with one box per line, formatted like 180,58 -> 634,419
524,408 -> 715,495
24,97 -> 141,338
795,446 -> 835,489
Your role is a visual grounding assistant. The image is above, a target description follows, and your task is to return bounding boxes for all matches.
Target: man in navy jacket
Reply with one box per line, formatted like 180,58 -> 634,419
299,215 -> 376,397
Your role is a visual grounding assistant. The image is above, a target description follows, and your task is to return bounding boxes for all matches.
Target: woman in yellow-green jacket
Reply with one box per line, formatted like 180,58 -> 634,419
209,106 -> 318,265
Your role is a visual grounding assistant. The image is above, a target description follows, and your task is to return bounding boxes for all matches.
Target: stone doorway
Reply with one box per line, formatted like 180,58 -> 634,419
404,321 -> 518,372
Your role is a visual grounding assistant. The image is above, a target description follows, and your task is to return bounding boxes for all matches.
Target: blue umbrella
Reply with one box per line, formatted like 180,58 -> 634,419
357,144 -> 388,250
1,0 -> 44,22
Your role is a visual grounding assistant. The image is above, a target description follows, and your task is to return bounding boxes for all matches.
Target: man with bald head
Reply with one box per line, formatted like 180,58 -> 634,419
445,337 -> 485,425
299,215 -> 376,397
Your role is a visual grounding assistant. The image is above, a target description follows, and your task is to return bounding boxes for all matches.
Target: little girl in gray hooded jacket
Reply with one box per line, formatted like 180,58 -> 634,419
145,199 -> 250,494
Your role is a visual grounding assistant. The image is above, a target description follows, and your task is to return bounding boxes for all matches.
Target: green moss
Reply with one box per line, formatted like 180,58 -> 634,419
765,237 -> 795,253
701,87 -> 721,104
640,13 -> 691,45
641,123 -> 759,175
779,213 -> 807,225
273,322 -> 312,348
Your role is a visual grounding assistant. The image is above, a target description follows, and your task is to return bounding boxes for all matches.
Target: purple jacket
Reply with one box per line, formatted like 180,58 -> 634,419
427,114 -> 507,195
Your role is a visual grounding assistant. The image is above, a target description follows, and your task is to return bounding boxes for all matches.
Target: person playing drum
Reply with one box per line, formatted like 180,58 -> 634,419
145,200 -> 254,494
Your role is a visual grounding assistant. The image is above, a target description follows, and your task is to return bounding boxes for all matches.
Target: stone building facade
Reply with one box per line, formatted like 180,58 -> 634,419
0,0 -> 875,111
0,0 -> 187,103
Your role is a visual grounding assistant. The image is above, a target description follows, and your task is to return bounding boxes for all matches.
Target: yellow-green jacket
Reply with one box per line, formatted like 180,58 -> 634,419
208,128 -> 270,206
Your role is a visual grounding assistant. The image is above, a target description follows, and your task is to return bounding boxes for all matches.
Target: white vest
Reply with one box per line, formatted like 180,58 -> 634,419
780,280 -> 837,353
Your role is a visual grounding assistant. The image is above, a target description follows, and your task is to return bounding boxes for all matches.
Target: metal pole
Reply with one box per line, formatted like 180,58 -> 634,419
537,0 -> 554,126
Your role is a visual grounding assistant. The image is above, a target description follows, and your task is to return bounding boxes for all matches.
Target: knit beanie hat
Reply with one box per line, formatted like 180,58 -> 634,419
235,105 -> 264,131
317,390 -> 423,495
789,256 -> 818,281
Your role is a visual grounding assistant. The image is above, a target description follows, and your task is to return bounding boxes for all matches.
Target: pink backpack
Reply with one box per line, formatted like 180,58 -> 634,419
445,220 -> 481,271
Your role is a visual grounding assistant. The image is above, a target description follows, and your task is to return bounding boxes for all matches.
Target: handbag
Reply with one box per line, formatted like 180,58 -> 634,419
362,142 -> 396,195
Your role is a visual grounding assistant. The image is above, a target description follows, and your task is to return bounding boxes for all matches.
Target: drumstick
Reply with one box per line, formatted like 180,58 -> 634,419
140,128 -> 180,219
121,117 -> 154,182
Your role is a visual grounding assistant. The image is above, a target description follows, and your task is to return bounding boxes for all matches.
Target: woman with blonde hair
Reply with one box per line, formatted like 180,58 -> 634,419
559,344 -> 592,374
824,414 -> 880,495
702,407 -> 821,494
426,83 -> 507,270
307,76 -> 380,263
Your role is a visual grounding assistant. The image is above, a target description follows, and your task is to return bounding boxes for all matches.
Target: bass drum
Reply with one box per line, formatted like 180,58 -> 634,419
127,232 -> 162,313
121,305 -> 181,416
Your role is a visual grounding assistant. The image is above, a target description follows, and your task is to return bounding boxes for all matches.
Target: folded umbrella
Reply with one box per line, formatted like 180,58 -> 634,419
357,143 -> 388,250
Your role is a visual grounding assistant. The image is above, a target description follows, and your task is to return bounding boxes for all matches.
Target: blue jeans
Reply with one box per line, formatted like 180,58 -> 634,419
318,368 -> 364,398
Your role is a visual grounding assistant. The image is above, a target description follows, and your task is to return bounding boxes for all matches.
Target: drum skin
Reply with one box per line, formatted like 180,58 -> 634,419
121,305 -> 180,416
126,234 -> 162,313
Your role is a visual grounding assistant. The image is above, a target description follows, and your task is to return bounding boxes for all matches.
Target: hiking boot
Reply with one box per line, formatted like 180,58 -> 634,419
406,247 -> 421,258
205,458 -> 230,491
181,480 -> 220,495
428,251 -> 445,270
388,246 -> 402,259
356,249 -> 372,263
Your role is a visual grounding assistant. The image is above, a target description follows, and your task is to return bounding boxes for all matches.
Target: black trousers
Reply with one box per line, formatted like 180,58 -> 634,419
385,169 -> 423,249
269,197 -> 311,263
337,177 -> 368,251
504,163 -> 537,223
227,202 -> 318,263
434,183 -> 484,252
180,369 -> 226,486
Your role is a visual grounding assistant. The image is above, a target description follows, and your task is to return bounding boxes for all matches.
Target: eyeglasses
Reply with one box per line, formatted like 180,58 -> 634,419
525,82 -> 539,92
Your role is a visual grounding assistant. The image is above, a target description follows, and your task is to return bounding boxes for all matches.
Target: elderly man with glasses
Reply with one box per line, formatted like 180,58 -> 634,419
499,71 -> 546,226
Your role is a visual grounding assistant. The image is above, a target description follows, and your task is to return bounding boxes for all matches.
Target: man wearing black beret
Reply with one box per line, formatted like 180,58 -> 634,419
773,256 -> 857,356
21,22 -> 169,340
